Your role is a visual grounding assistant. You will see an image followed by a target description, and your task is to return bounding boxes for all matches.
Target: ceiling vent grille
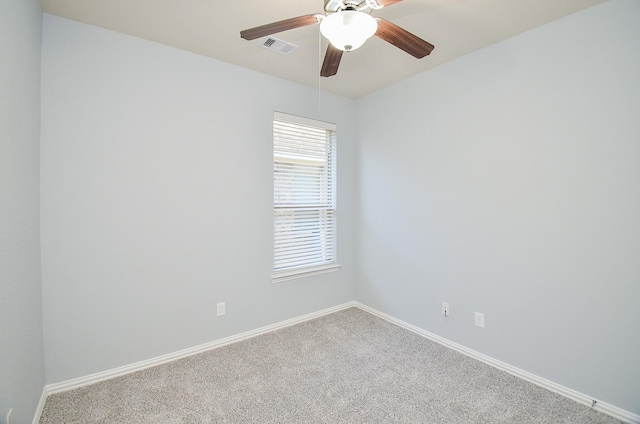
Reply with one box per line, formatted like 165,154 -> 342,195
259,37 -> 298,55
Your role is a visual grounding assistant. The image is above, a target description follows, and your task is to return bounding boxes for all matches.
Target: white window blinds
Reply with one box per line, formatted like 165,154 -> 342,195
273,112 -> 339,282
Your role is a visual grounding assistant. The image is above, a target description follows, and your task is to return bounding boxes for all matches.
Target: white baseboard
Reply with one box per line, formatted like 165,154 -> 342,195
31,387 -> 47,424
354,302 -> 640,424
45,301 -> 357,396
36,300 -> 638,424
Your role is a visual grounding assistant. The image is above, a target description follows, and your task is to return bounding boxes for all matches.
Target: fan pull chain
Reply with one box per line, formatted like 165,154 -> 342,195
318,27 -> 322,111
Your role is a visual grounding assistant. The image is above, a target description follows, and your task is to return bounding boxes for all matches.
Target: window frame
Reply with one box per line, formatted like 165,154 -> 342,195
272,111 -> 340,283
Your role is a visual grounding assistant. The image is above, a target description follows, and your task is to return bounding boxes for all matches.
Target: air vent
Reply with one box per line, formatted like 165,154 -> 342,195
259,37 -> 298,55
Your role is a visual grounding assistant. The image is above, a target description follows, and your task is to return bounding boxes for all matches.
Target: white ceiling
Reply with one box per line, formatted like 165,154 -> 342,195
40,0 -> 608,99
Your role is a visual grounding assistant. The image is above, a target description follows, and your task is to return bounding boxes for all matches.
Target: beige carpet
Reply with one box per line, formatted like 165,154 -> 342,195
40,307 -> 621,423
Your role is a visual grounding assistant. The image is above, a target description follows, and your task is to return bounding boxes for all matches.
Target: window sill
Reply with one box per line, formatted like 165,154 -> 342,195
272,264 -> 341,283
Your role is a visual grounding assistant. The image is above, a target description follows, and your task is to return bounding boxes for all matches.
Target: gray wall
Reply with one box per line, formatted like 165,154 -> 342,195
0,0 -> 46,422
40,15 -> 357,384
355,0 -> 639,414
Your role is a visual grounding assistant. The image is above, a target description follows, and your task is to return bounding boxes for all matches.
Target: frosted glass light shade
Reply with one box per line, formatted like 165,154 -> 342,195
320,11 -> 377,52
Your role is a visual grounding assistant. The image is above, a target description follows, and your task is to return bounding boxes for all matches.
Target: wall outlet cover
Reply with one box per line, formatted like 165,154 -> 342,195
475,312 -> 485,328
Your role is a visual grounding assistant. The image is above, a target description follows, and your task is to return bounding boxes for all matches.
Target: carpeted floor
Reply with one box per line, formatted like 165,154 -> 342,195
40,307 -> 621,423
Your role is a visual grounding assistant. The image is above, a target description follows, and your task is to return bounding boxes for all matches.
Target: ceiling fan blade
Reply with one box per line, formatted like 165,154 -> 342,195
320,44 -> 343,77
376,0 -> 403,6
375,18 -> 435,58
240,14 -> 320,40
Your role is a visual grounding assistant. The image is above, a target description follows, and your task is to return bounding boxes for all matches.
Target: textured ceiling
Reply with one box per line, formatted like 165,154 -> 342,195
40,0 -> 608,98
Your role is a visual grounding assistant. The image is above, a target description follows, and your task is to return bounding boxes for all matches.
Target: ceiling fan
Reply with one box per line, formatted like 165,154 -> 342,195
240,0 -> 435,77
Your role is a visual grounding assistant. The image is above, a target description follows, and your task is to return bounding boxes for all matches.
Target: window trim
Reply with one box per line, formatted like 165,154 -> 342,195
272,263 -> 341,284
272,111 -> 340,283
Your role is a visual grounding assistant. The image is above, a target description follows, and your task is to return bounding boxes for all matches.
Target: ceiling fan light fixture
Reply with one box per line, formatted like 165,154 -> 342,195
320,10 -> 377,52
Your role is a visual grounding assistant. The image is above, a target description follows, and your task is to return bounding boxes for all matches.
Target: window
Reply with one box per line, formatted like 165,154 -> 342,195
272,112 -> 339,283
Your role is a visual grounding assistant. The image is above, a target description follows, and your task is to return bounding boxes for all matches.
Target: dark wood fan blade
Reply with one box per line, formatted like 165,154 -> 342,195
375,18 -> 435,58
376,0 -> 403,6
320,44 -> 343,77
240,14 -> 320,40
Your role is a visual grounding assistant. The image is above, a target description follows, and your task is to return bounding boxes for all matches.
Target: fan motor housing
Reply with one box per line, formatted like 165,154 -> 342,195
324,0 -> 379,13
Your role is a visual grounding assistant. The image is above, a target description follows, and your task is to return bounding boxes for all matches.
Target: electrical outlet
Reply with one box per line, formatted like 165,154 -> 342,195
442,302 -> 450,317
475,312 -> 485,328
217,302 -> 226,316
7,408 -> 13,424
